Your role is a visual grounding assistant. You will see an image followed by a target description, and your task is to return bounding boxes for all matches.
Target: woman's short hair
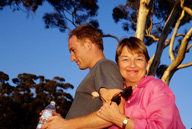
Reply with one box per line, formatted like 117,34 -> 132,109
69,24 -> 104,51
115,37 -> 150,63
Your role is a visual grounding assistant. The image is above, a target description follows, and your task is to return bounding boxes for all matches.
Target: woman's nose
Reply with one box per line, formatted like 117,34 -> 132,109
130,60 -> 136,67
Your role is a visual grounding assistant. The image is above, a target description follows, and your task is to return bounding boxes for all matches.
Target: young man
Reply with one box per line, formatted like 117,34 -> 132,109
42,24 -> 124,129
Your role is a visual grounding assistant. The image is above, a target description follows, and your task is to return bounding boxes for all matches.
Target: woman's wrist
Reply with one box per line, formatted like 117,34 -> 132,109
122,116 -> 129,129
111,114 -> 129,128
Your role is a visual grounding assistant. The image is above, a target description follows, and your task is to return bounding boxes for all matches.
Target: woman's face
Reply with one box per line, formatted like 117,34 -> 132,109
118,46 -> 148,85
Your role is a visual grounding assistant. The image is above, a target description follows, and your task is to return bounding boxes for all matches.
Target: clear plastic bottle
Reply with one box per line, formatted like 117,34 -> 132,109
36,101 -> 56,129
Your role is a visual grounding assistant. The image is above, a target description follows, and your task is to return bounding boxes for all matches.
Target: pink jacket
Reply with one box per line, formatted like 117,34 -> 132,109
110,76 -> 185,129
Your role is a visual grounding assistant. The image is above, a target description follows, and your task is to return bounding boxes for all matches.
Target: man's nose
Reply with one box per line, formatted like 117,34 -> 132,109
70,52 -> 76,62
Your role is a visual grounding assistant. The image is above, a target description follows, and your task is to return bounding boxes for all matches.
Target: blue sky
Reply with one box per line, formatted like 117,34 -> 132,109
0,0 -> 191,128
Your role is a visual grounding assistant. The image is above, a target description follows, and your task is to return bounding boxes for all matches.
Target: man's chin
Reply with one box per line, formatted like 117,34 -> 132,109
79,66 -> 87,70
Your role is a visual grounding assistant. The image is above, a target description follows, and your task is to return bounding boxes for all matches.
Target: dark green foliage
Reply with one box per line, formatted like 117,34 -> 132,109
0,0 -> 100,32
0,0 -> 191,34
122,22 -> 130,31
44,0 -> 99,31
112,5 -> 129,23
156,64 -> 168,78
144,36 -> 154,46
112,0 -> 192,34
0,71 -> 73,129
43,12 -> 67,32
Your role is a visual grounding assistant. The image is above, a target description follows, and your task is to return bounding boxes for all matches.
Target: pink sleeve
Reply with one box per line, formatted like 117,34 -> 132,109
134,80 -> 183,129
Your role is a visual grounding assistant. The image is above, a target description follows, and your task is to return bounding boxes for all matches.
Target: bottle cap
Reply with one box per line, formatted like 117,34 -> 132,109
50,101 -> 56,106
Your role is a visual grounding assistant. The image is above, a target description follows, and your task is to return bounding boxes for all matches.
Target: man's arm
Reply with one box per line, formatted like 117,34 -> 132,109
67,88 -> 124,129
42,88 -> 124,129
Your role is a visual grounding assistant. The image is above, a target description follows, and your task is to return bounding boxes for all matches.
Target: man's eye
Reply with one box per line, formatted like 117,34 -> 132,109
71,49 -> 75,53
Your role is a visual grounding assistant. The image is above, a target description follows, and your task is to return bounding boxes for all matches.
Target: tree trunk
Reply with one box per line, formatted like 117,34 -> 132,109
135,0 -> 151,41
148,1 -> 180,76
162,27 -> 192,85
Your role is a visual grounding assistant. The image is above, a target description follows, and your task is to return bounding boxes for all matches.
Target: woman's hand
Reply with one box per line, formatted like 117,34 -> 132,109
97,101 -> 123,123
97,101 -> 134,129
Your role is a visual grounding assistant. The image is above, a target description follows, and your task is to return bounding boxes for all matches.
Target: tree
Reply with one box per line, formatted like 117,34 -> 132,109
0,71 -> 73,129
112,0 -> 192,85
1,0 -> 191,85
0,0 -> 99,32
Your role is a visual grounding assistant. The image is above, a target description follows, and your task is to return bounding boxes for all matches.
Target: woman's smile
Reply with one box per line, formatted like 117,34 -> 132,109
118,46 -> 147,85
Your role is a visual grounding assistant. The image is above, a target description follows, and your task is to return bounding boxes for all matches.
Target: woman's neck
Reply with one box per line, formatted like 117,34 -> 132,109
125,82 -> 138,89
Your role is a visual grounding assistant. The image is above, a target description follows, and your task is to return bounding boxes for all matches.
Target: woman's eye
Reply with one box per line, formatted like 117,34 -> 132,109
137,58 -> 144,61
122,59 -> 129,61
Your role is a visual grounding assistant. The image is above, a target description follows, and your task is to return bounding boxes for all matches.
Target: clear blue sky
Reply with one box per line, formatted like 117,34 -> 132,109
0,0 -> 191,128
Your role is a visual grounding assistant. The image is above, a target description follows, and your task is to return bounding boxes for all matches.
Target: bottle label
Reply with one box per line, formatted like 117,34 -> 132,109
36,109 -> 52,129
41,109 -> 52,120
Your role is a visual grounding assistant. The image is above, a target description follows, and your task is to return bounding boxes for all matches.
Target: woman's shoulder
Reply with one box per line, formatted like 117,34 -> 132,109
138,76 -> 163,88
142,76 -> 174,97
141,76 -> 167,87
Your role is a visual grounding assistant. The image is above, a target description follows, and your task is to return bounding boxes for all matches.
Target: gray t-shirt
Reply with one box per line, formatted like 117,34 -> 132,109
65,59 -> 123,119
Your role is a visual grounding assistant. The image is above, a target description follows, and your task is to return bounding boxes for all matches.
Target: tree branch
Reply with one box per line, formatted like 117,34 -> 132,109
102,34 -> 120,43
146,54 -> 155,75
187,43 -> 192,52
172,27 -> 192,69
161,27 -> 192,84
145,34 -> 159,41
61,10 -> 77,27
165,34 -> 185,47
146,0 -> 154,35
169,10 -> 185,63
148,0 -> 180,75
180,0 -> 192,16
177,62 -> 192,69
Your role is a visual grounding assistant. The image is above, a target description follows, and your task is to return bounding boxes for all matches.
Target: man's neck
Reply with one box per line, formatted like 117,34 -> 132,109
89,54 -> 105,69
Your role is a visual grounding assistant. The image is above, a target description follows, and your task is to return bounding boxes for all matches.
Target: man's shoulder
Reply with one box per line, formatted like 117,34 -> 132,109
97,58 -> 117,66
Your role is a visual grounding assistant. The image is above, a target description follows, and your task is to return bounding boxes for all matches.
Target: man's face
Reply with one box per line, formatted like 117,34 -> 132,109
68,35 -> 90,70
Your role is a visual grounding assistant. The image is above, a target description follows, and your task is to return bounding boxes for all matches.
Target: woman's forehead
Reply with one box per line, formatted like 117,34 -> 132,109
121,46 -> 144,55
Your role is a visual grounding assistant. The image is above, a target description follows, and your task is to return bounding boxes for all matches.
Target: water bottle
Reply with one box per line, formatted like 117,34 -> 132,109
36,101 -> 56,129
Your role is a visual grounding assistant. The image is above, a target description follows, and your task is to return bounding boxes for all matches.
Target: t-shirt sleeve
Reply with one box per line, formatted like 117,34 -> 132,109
93,60 -> 124,92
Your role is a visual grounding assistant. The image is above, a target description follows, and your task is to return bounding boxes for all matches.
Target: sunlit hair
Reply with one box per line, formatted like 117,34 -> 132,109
68,23 -> 104,51
115,37 -> 150,63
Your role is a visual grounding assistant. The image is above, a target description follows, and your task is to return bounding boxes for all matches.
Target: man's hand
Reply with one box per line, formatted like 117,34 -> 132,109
40,111 -> 65,129
52,112 -> 62,117
42,116 -> 69,129
39,110 -> 61,117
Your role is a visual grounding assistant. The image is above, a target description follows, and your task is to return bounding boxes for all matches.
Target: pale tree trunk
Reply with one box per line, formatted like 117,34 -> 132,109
134,0 -> 192,85
162,27 -> 192,85
161,0 -> 192,85
135,0 -> 151,41
148,0 -> 180,76
162,10 -> 185,85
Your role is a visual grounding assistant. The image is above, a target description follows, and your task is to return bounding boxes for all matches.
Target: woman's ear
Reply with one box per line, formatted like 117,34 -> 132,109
145,62 -> 149,76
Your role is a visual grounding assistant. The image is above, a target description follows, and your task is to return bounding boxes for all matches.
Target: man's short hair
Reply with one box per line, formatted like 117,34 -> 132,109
69,24 -> 104,51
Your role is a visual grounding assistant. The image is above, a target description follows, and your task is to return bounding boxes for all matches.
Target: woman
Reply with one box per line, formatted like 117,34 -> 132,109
97,37 -> 185,129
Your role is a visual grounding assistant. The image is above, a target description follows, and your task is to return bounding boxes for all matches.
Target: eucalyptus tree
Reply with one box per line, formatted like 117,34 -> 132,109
1,0 -> 191,84
112,0 -> 192,84
0,71 -> 73,129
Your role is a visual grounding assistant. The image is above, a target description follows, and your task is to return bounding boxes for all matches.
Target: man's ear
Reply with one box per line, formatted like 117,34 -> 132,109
84,39 -> 92,49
